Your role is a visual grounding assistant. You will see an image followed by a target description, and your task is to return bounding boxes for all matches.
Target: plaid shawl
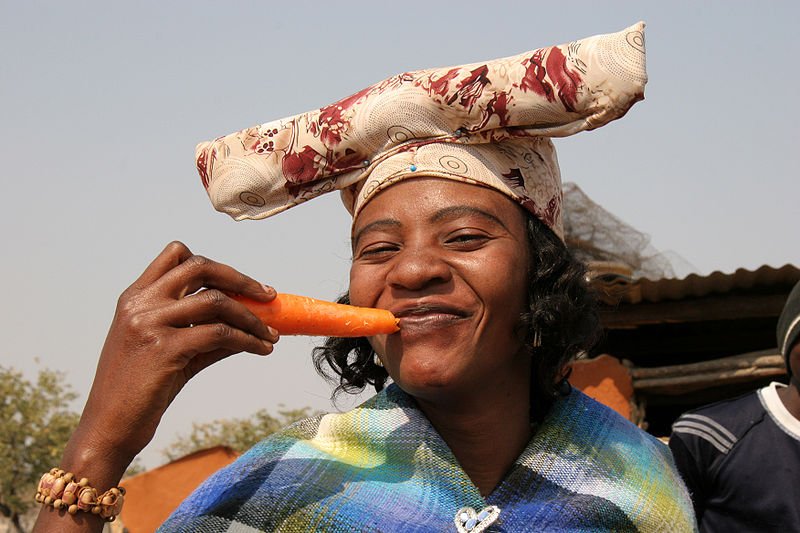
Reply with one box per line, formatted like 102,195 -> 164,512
160,385 -> 695,532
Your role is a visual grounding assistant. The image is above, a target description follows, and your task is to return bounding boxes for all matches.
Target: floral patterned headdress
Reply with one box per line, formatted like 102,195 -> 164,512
196,22 -> 647,241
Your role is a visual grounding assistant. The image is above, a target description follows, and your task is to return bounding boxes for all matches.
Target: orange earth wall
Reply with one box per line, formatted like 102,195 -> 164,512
569,354 -> 635,421
120,446 -> 239,533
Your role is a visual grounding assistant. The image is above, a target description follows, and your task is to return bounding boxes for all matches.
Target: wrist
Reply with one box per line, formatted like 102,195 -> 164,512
58,424 -> 136,490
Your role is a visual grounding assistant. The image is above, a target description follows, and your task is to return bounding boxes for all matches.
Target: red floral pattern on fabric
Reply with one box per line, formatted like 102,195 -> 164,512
501,168 -> 526,189
251,127 -> 281,155
328,148 -> 364,172
476,91 -> 512,130
542,194 -> 561,229
426,67 -> 462,99
282,145 -> 323,182
518,46 -> 582,112
447,65 -> 490,111
197,146 -> 211,189
519,49 -> 554,101
545,46 -> 581,112
315,85 -> 375,147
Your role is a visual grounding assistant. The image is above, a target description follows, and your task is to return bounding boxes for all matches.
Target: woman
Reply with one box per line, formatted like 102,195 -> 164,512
34,22 -> 695,532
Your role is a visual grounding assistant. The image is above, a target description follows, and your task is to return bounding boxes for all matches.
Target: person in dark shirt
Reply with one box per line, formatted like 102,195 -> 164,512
669,280 -> 800,532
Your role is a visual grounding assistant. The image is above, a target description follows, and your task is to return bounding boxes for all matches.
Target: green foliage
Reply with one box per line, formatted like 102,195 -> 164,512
0,366 -> 80,523
163,406 -> 320,462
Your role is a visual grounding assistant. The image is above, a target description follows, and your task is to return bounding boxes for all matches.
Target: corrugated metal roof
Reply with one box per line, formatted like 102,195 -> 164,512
591,263 -> 800,305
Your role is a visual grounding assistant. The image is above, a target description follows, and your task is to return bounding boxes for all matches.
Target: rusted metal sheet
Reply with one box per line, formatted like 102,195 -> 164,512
591,263 -> 800,306
637,264 -> 800,303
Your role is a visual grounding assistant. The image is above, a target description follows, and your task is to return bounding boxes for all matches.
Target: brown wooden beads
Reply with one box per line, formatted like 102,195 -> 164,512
35,468 -> 125,522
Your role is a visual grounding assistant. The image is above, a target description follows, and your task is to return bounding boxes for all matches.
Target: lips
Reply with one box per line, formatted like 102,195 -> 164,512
392,302 -> 469,329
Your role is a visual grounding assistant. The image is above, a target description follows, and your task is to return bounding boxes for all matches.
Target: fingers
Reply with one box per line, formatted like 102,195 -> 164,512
130,241 -> 194,291
163,289 -> 280,343
174,322 -> 277,364
123,242 -> 274,308
111,243 -> 279,372
171,346 -> 270,392
153,253 -> 275,302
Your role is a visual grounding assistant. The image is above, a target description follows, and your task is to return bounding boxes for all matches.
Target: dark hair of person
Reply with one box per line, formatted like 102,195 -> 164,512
312,214 -> 601,422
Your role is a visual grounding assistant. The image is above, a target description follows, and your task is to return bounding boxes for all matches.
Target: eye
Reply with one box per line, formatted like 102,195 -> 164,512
445,231 -> 490,250
357,242 -> 400,259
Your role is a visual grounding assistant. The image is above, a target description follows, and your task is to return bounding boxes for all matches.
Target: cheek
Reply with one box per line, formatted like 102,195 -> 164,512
482,257 -> 529,312
348,265 -> 373,307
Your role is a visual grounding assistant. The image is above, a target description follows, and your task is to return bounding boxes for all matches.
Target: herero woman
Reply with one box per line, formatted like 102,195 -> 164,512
34,22 -> 696,532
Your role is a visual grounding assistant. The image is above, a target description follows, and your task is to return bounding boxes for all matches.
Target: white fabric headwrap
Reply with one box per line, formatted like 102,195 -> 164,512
196,22 -> 648,240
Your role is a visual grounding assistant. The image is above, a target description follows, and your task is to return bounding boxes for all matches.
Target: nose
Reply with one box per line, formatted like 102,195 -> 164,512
386,245 -> 452,291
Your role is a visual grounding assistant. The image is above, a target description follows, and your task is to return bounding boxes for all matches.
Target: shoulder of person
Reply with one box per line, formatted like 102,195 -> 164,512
671,389 -> 767,455
569,388 -> 674,460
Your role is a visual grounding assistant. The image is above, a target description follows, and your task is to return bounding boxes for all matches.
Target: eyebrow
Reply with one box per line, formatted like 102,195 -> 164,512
430,205 -> 509,230
351,219 -> 401,249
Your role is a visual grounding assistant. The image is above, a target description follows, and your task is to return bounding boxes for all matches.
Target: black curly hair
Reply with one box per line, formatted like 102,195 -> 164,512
312,214 -> 601,422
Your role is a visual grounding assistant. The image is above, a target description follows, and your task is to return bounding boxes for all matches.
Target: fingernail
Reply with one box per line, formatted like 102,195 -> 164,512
261,284 -> 276,295
267,326 -> 279,339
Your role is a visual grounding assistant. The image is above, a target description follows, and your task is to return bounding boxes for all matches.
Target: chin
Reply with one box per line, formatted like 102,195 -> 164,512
389,353 -> 466,398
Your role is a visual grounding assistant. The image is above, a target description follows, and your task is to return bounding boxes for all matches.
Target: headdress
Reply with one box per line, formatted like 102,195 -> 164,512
196,22 -> 648,240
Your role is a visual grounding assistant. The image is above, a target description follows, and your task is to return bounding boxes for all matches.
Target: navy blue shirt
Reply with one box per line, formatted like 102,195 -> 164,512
669,383 -> 800,532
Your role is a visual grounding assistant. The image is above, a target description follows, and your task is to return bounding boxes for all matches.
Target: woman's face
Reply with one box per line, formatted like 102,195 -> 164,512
349,178 -> 532,402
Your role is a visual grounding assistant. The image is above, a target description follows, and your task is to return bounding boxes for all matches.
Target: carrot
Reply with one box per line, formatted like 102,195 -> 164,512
232,293 -> 400,337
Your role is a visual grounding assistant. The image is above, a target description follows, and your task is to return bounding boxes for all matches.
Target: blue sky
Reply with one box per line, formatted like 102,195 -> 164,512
2,1 -> 798,467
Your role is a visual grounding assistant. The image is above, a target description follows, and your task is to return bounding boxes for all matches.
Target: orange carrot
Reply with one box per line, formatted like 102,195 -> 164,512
233,293 -> 400,337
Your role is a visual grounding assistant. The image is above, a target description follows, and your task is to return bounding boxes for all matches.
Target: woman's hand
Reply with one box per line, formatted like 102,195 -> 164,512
65,241 -> 279,480
36,241 -> 278,531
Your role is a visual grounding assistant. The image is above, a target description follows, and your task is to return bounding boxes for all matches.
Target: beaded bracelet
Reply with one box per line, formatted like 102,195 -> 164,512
35,468 -> 125,522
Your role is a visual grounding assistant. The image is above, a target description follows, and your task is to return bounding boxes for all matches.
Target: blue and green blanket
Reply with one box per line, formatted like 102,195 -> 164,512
160,384 -> 695,532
